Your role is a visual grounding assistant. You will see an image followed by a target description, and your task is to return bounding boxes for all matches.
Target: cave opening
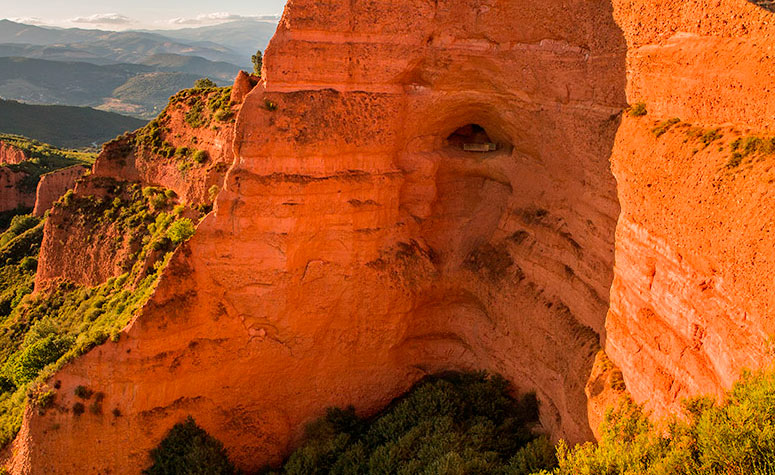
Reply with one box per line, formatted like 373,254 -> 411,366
445,124 -> 497,152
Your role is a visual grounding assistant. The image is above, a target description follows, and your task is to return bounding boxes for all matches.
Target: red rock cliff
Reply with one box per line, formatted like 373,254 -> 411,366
0,142 -> 27,166
32,165 -> 90,217
606,0 -> 775,419
10,0 -> 775,473
0,169 -> 35,214
12,0 -> 626,472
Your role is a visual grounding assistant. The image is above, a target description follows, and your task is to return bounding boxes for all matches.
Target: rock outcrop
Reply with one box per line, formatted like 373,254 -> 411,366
32,165 -> 90,217
12,0 -> 626,472
0,141 -> 34,213
34,86 -> 249,289
8,0 -> 775,473
0,169 -> 35,214
606,0 -> 775,419
0,142 -> 27,166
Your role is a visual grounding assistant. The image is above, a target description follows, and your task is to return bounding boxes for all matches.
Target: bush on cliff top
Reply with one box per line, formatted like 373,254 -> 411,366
547,369 -> 775,475
145,416 -> 236,475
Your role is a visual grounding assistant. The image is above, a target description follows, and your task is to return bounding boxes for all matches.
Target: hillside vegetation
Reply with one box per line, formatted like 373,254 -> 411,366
0,100 -> 145,149
0,185 -> 203,446
0,134 -> 94,195
147,372 -> 558,474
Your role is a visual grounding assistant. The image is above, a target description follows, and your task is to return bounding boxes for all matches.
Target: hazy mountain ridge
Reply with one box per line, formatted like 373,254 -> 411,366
0,19 -> 273,120
0,99 -> 145,148
0,56 -> 222,118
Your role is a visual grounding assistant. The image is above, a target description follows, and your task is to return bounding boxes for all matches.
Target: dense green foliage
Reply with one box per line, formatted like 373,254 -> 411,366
145,416 -> 236,475
270,372 -> 556,474
0,99 -> 145,149
194,78 -> 217,89
0,134 -> 95,192
549,369 -> 775,475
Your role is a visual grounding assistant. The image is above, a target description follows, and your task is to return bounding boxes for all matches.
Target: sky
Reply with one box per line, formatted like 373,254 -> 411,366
1,0 -> 287,30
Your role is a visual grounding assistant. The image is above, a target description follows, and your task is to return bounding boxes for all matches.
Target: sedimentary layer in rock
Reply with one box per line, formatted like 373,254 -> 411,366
606,0 -> 775,419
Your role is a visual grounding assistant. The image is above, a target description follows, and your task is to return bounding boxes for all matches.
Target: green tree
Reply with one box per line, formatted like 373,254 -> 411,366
251,50 -> 263,76
193,78 -> 216,89
144,416 -> 235,475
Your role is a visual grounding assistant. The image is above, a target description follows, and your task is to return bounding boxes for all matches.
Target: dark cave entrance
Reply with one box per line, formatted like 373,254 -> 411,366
446,124 -> 498,153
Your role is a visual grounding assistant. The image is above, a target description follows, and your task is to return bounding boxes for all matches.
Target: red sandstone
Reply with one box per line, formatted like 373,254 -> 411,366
7,0 -> 775,473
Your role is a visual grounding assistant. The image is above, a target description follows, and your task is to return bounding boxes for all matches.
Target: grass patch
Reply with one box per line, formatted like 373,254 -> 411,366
725,135 -> 775,169
627,103 -> 647,117
651,118 -> 681,138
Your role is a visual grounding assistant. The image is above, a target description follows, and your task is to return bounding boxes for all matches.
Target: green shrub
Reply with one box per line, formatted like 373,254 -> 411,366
213,109 -> 233,122
552,369 -> 775,474
192,150 -> 208,164
18,256 -> 36,272
144,416 -> 235,475
194,78 -> 217,90
272,372 -> 556,474
208,185 -> 220,202
627,103 -> 647,117
167,219 -> 195,245
0,215 -> 40,247
74,385 -> 92,399
184,100 -> 207,129
3,334 -> 73,386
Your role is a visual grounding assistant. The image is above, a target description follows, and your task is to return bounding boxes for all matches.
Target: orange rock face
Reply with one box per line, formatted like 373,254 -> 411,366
32,165 -> 89,217
13,0 -> 626,472
606,0 -> 775,419
0,142 -> 27,166
0,168 -> 35,214
10,0 -> 775,473
0,141 -> 35,213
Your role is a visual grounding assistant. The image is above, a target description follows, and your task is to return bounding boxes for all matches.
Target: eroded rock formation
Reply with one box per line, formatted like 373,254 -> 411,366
606,0 -> 775,419
8,0 -> 775,473
32,165 -> 90,217
12,0 -> 626,472
0,142 -> 27,166
0,169 -> 35,214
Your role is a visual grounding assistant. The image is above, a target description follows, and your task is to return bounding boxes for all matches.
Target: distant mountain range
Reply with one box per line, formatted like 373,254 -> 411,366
0,99 -> 145,149
0,19 -> 276,119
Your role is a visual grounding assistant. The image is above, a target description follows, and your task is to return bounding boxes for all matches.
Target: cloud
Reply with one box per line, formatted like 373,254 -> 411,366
167,12 -> 279,25
69,13 -> 133,25
7,17 -> 47,25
